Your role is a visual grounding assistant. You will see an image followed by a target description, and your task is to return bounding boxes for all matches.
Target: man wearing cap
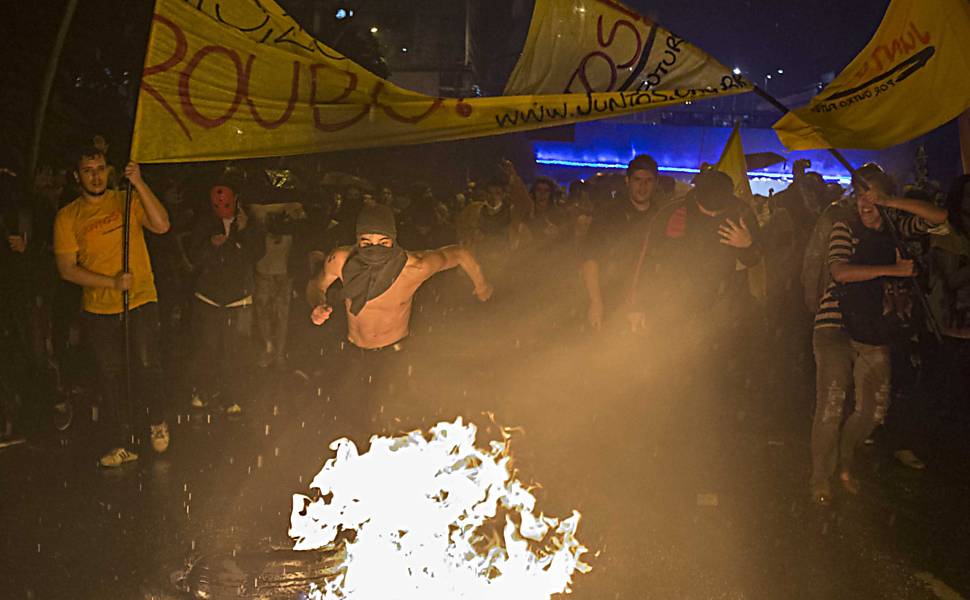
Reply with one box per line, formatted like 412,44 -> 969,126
308,204 -> 492,349
631,169 -> 761,329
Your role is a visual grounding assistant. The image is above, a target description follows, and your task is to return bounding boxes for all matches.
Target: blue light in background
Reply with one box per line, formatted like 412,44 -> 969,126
535,157 -> 852,186
527,121 -> 906,195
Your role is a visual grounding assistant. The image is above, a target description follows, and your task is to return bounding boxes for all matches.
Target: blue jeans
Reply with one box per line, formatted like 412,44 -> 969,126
810,327 -> 891,486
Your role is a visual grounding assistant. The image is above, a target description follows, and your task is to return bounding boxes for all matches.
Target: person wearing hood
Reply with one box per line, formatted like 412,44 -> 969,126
187,182 -> 265,415
307,204 -> 491,439
308,204 -> 491,350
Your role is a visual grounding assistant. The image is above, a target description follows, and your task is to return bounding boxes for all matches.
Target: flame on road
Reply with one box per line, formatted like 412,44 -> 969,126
290,418 -> 589,599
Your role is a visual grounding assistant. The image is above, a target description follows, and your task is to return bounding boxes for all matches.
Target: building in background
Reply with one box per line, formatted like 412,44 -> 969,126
280,0 -> 526,97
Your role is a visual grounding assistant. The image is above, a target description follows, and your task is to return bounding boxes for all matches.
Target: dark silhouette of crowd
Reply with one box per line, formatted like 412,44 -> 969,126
1,137 -> 968,503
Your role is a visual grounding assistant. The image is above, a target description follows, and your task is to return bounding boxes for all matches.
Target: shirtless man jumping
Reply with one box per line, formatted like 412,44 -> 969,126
307,204 -> 491,440
308,204 -> 492,348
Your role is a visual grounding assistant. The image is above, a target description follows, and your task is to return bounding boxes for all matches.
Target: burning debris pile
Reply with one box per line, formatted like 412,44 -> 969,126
289,419 -> 589,599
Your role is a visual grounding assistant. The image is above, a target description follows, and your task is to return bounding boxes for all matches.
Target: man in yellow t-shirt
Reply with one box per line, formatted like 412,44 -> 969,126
53,146 -> 171,468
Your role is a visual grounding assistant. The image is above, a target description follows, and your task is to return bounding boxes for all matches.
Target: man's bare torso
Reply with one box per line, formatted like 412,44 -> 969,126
336,251 -> 430,349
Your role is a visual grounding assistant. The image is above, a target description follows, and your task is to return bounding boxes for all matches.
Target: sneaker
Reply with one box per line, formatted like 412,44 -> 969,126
150,422 -> 170,454
99,447 -> 139,468
190,393 -> 206,409
53,401 -> 74,432
225,403 -> 242,416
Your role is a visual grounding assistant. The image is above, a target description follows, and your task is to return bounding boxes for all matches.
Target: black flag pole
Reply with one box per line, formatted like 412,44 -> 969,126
120,0 -> 159,445
751,83 -> 944,342
122,180 -> 134,442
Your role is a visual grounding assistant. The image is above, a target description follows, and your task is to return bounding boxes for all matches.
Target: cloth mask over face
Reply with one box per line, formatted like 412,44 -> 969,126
342,205 -> 408,315
210,185 -> 237,219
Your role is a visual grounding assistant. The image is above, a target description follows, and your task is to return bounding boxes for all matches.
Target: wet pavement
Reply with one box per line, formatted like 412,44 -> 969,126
2,295 -> 970,600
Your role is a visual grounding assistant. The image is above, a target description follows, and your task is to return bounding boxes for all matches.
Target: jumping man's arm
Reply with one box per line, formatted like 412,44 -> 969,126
418,245 -> 492,301
307,248 -> 348,307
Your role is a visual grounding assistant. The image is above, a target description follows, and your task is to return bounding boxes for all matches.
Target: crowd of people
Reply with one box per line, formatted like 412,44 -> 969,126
1,136 -> 969,504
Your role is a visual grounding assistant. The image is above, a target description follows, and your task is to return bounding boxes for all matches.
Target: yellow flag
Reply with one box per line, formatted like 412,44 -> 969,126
774,0 -> 970,150
131,0 -> 749,164
714,124 -> 753,202
504,0 -> 745,97
714,125 -> 766,302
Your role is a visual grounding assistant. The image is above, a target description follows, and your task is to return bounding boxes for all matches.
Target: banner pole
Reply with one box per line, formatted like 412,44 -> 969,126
752,83 -> 944,341
121,0 -> 158,444
122,181 -> 133,440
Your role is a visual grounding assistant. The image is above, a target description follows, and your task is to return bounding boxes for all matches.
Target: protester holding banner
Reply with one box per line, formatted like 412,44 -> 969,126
53,148 -> 171,467
809,164 -> 947,505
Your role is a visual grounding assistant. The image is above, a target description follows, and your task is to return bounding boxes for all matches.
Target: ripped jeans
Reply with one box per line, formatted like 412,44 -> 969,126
810,327 -> 891,486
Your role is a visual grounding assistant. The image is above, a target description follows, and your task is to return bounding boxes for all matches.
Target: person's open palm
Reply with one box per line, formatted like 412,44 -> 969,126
718,217 -> 752,249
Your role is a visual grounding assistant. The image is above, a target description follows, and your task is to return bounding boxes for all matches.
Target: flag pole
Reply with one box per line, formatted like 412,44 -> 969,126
121,0 -> 159,443
751,83 -> 944,341
122,182 -> 133,441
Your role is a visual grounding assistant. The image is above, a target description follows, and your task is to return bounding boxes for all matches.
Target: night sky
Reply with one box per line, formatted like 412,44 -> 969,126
626,0 -> 892,94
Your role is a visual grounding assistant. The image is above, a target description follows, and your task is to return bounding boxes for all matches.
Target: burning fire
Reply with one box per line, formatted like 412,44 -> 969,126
289,418 -> 590,599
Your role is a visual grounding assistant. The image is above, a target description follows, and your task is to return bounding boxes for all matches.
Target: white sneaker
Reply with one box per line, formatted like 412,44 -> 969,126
150,422 -> 170,454
190,393 -> 206,409
225,403 -> 242,416
99,447 -> 139,468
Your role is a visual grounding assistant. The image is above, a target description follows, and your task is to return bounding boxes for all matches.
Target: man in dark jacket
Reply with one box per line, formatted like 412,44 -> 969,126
631,169 -> 761,329
187,183 -> 265,414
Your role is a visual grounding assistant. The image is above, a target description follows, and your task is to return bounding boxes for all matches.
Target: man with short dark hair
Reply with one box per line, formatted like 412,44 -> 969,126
53,148 -> 171,467
580,154 -> 673,330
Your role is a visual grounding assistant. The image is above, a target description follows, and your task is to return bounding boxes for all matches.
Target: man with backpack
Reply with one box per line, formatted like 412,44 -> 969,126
809,164 -> 948,505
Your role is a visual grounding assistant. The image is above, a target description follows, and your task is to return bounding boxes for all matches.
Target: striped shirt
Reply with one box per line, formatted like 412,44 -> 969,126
813,213 -> 940,330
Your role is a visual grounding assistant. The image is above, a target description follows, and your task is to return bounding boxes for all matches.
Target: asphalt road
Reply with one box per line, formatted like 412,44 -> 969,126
2,292 -> 969,600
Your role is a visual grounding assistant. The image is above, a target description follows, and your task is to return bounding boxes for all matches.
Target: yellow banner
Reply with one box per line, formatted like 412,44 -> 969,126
504,0 -> 744,96
773,0 -> 970,150
131,0 -> 750,164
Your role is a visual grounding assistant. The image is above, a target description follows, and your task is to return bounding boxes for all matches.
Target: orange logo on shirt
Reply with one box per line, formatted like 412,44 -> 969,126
79,211 -> 122,238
